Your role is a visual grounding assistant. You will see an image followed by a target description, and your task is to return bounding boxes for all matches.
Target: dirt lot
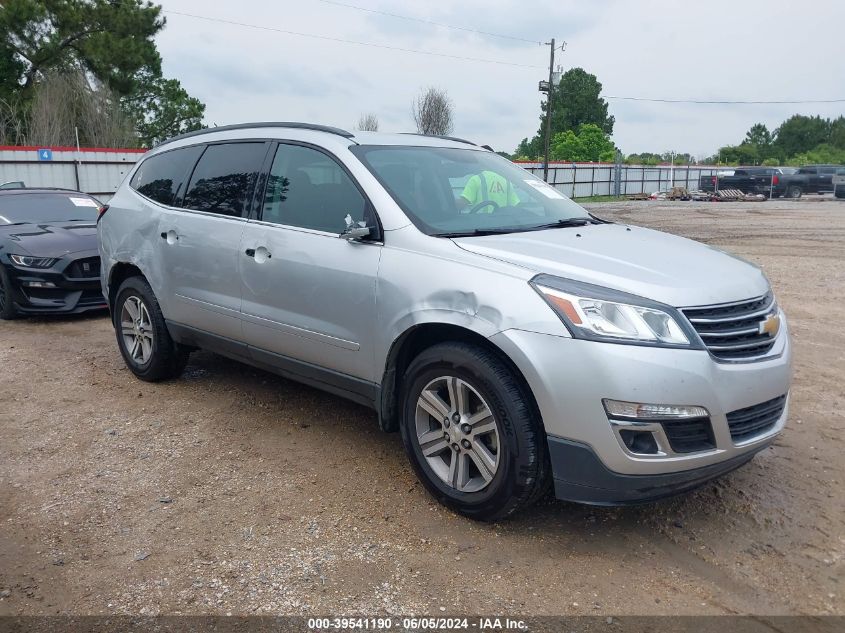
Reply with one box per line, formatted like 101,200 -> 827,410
0,197 -> 843,617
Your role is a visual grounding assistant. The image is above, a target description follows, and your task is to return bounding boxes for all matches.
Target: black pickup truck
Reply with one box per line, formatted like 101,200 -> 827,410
699,167 -> 806,198
795,165 -> 841,195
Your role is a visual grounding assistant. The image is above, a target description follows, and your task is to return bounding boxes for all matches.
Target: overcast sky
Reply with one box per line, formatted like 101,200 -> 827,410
155,0 -> 845,158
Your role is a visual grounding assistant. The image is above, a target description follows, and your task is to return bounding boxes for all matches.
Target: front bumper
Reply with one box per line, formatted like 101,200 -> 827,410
547,437 -> 770,504
490,321 -> 791,502
4,250 -> 107,315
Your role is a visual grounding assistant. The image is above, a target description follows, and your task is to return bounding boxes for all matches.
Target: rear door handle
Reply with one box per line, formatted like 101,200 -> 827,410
160,230 -> 178,243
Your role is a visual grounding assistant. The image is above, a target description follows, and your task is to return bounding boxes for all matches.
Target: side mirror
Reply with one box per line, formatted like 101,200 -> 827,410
341,225 -> 373,241
341,213 -> 376,242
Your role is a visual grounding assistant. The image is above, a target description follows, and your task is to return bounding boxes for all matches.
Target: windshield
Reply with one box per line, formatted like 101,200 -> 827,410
0,193 -> 100,225
350,145 -> 590,235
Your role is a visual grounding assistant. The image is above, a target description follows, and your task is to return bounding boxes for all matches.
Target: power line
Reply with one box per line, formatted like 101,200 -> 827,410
162,10 -> 543,69
313,0 -> 542,45
604,95 -> 845,104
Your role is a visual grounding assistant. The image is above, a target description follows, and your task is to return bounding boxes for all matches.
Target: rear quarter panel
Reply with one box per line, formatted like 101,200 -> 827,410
98,187 -> 168,312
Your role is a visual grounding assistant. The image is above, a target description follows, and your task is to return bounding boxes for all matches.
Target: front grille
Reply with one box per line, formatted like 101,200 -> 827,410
660,417 -> 715,453
681,292 -> 778,361
78,289 -> 107,307
727,394 -> 787,443
66,256 -> 101,279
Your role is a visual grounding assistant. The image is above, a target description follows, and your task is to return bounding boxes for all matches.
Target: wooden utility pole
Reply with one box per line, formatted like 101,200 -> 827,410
542,38 -> 555,183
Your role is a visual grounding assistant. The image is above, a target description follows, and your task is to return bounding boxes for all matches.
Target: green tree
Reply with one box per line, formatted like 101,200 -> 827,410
829,116 -> 845,149
547,68 -> 614,135
717,143 -> 760,165
791,144 -> 845,165
745,123 -> 772,147
0,0 -> 206,147
550,123 -> 616,162
123,71 -> 205,146
0,41 -> 26,101
774,115 -> 830,158
514,136 -> 541,160
744,122 -> 778,160
515,68 -> 614,156
625,152 -> 661,166
0,0 -> 164,96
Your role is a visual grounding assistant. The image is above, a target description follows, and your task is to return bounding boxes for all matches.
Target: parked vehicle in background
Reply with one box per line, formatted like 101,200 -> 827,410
698,167 -> 807,198
833,169 -> 845,199
98,122 -> 792,520
0,188 -> 107,319
796,165 -> 841,195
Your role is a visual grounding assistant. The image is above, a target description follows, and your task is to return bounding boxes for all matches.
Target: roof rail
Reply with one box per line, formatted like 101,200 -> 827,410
156,122 -> 356,148
399,133 -> 477,146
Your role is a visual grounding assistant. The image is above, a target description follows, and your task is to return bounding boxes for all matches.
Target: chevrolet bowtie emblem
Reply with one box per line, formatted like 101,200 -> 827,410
759,313 -> 781,337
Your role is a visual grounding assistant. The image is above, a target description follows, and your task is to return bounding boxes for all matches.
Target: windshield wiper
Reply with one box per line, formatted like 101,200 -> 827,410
528,218 -> 595,230
435,217 -> 598,238
435,227 -> 523,237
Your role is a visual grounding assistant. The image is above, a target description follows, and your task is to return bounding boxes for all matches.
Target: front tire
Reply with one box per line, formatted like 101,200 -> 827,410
114,276 -> 188,382
0,265 -> 19,320
400,342 -> 550,521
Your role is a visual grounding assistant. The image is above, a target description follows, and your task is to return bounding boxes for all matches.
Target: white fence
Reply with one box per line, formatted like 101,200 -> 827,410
0,145 -> 145,201
0,146 -> 724,202
518,161 -> 722,198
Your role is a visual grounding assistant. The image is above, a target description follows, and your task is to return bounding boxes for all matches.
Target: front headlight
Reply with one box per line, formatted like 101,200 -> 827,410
530,275 -> 700,348
9,254 -> 57,268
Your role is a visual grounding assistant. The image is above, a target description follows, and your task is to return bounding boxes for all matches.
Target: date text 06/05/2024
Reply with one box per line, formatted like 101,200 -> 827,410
307,617 -> 528,630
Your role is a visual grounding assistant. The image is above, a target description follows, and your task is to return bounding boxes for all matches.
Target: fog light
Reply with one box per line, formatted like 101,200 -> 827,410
619,429 -> 659,454
23,281 -> 57,288
603,399 -> 708,420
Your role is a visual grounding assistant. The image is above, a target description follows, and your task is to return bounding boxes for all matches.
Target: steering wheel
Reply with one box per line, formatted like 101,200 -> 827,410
469,200 -> 500,214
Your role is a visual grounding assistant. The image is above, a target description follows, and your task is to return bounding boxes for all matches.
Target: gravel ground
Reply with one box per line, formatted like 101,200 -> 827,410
0,197 -> 843,617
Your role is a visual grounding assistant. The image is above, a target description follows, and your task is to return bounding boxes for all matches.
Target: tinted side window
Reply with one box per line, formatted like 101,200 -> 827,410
130,146 -> 203,206
798,167 -> 816,174
182,143 -> 266,217
262,144 -> 367,232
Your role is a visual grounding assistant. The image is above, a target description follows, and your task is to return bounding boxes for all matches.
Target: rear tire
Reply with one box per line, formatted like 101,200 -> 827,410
0,265 -> 19,320
113,276 -> 188,382
786,185 -> 802,199
399,342 -> 550,521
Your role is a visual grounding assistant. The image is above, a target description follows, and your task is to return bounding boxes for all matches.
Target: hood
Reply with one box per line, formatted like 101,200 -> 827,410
453,223 -> 769,307
0,221 -> 99,258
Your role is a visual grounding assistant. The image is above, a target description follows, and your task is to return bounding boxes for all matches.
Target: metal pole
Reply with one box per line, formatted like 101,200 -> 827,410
542,38 -> 555,183
73,126 -> 81,191
670,151 -> 675,189
613,149 -> 622,198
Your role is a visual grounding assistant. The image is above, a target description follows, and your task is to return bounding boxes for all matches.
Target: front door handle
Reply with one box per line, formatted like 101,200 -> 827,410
245,246 -> 272,262
160,230 -> 178,244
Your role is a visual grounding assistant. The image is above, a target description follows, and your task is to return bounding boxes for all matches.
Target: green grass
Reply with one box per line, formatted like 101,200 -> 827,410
572,194 -> 621,203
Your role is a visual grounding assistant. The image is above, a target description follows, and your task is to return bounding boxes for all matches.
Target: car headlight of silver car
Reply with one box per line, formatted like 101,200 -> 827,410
530,275 -> 702,348
9,254 -> 58,268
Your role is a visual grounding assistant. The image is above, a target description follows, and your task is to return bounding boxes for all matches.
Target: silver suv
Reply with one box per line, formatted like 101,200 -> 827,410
98,122 -> 792,520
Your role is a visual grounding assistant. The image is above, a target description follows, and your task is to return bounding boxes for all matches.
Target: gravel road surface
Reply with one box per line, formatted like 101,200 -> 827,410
1,197 -> 842,616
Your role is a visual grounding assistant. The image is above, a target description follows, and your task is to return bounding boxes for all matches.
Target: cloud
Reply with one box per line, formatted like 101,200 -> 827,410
156,0 -> 845,156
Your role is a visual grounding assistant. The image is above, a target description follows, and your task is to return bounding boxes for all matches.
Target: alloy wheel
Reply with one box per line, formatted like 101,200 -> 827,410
414,376 -> 500,493
120,295 -> 154,365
